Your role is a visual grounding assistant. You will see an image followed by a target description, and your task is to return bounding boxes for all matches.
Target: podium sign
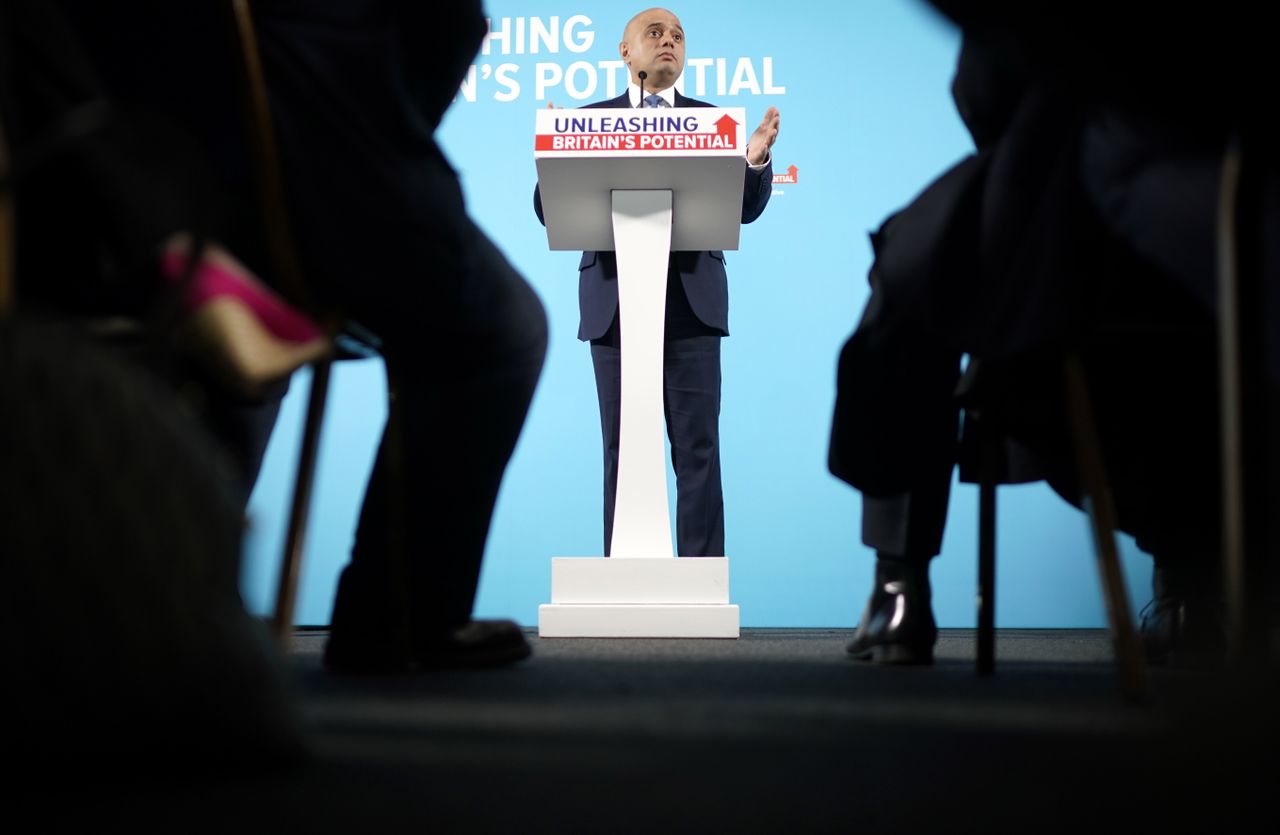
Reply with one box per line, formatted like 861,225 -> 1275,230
535,106 -> 745,638
534,108 -> 747,252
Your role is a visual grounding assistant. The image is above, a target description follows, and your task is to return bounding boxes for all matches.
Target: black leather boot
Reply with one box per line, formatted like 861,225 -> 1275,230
846,557 -> 938,665
1139,565 -> 1227,670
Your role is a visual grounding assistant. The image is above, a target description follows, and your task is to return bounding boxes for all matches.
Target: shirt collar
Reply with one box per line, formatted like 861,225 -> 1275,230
627,81 -> 678,108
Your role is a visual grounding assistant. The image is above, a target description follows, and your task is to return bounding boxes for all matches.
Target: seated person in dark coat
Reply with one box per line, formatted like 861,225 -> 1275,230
52,0 -> 549,671
828,29 -> 1238,668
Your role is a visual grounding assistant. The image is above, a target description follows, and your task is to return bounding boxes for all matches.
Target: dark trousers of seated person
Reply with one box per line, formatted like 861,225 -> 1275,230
830,272 -> 963,565
327,230 -> 547,651
590,264 -> 724,557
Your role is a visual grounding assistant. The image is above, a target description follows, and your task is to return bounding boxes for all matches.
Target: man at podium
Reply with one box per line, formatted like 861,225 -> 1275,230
535,7 -> 780,557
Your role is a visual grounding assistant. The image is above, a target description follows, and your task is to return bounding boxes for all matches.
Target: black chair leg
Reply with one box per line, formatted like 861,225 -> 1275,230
1,123 -> 13,318
382,361 -> 413,663
977,474 -> 996,676
976,414 -> 997,676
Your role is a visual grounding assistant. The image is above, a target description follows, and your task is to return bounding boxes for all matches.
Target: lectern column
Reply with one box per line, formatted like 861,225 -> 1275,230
610,189 -> 675,559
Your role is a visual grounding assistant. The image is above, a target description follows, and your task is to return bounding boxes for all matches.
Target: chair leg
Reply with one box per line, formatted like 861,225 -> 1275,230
977,476 -> 997,675
382,360 -> 413,662
0,123 -> 14,318
228,0 -> 337,648
271,358 -> 333,646
1217,136 -> 1247,666
1063,356 -> 1151,705
1215,135 -> 1270,668
976,415 -> 997,676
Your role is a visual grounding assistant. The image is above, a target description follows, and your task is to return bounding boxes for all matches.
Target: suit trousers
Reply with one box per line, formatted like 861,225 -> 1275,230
591,335 -> 724,557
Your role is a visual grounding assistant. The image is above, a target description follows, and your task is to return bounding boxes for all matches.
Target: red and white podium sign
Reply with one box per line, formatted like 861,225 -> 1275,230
535,107 -> 747,638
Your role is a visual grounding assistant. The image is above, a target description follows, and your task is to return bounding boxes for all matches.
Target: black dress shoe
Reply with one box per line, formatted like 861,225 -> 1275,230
324,619 -> 531,674
1139,567 -> 1226,670
417,619 -> 532,669
846,559 -> 937,665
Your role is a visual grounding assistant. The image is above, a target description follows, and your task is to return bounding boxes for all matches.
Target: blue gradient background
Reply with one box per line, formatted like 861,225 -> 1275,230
240,0 -> 1155,628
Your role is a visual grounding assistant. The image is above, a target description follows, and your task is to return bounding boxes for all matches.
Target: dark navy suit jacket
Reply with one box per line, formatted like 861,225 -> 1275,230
535,90 -> 773,340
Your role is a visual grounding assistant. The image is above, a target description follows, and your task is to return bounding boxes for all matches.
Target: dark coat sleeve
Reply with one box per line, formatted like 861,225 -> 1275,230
741,157 -> 772,223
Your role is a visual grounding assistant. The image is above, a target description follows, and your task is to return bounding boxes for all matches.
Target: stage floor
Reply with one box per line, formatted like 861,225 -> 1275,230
35,629 -> 1280,832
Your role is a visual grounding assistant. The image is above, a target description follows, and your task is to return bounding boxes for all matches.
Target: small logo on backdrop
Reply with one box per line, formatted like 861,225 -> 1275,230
772,164 -> 798,185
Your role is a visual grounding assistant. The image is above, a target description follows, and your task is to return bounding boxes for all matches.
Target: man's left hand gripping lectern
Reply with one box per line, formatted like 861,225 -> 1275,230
534,106 -> 748,638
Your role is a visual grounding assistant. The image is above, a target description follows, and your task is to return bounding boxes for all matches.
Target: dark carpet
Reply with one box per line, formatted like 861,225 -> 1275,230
27,629 -> 1278,832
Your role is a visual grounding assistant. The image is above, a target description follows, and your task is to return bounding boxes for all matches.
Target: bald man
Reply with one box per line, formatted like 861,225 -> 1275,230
536,8 -> 778,557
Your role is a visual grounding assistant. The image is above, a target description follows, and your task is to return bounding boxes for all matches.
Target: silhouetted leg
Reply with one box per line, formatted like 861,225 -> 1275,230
831,271 -> 960,664
328,232 -> 546,664
201,377 -> 289,507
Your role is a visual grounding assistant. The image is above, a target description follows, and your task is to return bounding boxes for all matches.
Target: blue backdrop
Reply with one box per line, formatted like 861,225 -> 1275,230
240,0 -> 1155,628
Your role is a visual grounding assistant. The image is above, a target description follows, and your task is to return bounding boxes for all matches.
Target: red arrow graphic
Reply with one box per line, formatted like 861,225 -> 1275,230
715,114 -> 739,140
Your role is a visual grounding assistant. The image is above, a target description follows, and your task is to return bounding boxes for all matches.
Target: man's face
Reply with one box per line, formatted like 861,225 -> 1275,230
619,8 -> 685,89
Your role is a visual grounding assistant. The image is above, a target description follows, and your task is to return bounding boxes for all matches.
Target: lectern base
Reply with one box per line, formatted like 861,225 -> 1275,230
538,603 -> 740,638
550,556 -> 730,604
538,556 -> 740,638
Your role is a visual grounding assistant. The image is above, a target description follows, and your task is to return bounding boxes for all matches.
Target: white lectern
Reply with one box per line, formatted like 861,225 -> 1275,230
534,107 -> 748,638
